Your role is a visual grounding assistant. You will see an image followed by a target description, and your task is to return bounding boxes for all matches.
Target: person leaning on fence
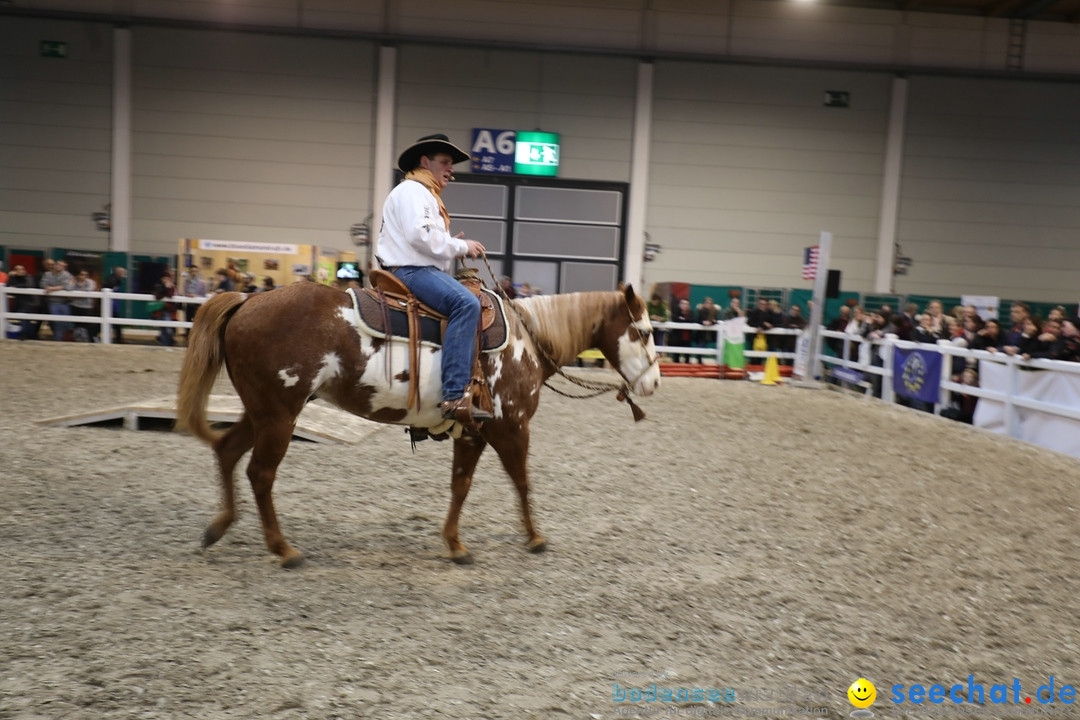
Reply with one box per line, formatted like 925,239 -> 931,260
7,265 -> 39,340
694,296 -> 719,351
646,292 -> 670,351
102,266 -> 127,344
70,269 -> 97,342
152,269 -> 178,347
40,259 -> 74,341
377,133 -> 491,423
1051,316 -> 1080,362
668,297 -> 695,364
181,266 -> 207,335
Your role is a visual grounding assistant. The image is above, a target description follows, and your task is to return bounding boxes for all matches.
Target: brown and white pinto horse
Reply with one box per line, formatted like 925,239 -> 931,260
176,281 -> 660,567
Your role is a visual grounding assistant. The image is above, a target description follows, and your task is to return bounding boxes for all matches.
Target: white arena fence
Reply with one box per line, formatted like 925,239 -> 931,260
0,285 -> 208,342
4,287 -> 1078,459
655,320 -> 1080,460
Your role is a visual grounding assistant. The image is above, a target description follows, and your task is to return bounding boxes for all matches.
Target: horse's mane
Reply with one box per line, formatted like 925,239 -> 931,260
511,292 -> 621,366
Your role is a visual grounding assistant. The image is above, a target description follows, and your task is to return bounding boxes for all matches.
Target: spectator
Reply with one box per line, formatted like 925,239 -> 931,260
518,282 -> 533,298
1048,305 -> 1066,324
40,259 -> 73,341
1052,316 -> 1080,362
7,264 -> 39,340
970,317 -> 1000,351
721,295 -> 744,320
152,269 -> 178,346
0,260 -> 7,285
892,302 -> 917,341
259,277 -> 277,292
646,293 -> 670,350
1004,302 -> 1030,347
240,273 -> 258,293
1024,318 -> 1059,360
780,304 -> 807,365
101,266 -> 127,344
213,268 -> 235,294
695,296 -> 720,352
69,269 -> 97,342
498,276 -> 517,300
924,299 -> 948,339
864,310 -> 891,395
942,367 -> 980,424
182,266 -> 207,335
825,305 -> 851,356
746,297 -> 777,334
668,298 -> 695,364
844,305 -> 868,361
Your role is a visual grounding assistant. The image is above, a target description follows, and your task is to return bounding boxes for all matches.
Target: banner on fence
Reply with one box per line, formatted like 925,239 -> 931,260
723,317 -> 747,369
974,362 -> 1080,458
893,347 -> 942,402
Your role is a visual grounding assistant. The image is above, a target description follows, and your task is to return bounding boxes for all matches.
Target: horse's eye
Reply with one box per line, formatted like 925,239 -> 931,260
639,328 -> 652,341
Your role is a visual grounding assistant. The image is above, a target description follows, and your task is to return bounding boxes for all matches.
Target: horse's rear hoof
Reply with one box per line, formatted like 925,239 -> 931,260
451,551 -> 474,565
527,537 -> 547,554
281,552 -> 305,569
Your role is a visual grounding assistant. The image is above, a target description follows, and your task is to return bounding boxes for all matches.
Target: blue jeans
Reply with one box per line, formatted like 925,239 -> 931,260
392,266 -> 481,402
48,302 -> 71,341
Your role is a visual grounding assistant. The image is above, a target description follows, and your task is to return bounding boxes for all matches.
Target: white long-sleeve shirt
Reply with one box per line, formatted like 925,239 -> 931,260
376,179 -> 468,273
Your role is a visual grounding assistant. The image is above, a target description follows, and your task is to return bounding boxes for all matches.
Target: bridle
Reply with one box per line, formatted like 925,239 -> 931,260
472,252 -> 655,422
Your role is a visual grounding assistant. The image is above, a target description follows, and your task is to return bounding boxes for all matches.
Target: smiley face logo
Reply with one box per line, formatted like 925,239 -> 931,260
848,678 -> 877,709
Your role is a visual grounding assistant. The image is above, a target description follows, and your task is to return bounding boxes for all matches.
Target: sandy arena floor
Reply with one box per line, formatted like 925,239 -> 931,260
1,341 -> 1078,719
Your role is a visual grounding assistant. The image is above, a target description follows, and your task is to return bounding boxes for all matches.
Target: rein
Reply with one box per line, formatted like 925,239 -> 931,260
472,253 -> 654,422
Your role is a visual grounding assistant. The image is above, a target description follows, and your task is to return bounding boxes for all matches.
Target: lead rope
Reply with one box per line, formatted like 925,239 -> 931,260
470,253 -> 648,422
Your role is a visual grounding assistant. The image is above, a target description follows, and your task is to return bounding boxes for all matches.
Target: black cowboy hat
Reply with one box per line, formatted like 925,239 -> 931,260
397,133 -> 469,173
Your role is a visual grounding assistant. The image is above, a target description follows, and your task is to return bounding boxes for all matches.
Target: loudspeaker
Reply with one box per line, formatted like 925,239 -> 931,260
825,269 -> 841,299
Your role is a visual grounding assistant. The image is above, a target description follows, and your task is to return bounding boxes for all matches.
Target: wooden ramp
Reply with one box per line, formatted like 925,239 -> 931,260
37,395 -> 382,445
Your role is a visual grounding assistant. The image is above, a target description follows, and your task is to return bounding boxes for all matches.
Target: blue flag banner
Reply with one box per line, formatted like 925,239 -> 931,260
893,347 -> 943,403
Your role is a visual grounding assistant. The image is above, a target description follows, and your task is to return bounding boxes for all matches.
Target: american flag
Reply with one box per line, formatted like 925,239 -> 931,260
801,245 -> 819,281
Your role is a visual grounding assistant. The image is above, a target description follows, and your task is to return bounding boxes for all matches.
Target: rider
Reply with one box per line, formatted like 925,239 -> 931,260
377,133 -> 492,424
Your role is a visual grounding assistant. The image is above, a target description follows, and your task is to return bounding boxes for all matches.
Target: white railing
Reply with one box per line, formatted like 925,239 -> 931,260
653,321 -> 800,364
6,292 -> 1079,458
0,285 -> 208,343
654,318 -> 1080,459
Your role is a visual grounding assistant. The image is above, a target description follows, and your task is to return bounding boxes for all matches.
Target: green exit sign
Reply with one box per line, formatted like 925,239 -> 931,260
40,40 -> 68,58
514,131 -> 560,177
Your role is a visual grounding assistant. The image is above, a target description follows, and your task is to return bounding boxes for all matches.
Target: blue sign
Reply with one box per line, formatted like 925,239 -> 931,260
893,347 -> 942,403
470,129 -> 515,174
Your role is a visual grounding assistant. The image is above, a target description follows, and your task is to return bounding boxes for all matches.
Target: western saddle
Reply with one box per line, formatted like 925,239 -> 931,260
365,268 -> 496,426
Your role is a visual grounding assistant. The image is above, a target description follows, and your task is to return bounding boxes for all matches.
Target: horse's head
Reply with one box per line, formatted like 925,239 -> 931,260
598,285 -> 661,397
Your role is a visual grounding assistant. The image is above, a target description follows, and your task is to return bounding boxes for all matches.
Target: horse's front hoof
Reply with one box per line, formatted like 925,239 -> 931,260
202,525 -> 224,550
526,537 -> 547,554
281,551 -> 305,569
450,551 -> 474,565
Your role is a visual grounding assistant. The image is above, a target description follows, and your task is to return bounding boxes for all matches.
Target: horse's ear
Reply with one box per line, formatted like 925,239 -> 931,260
623,284 -> 636,302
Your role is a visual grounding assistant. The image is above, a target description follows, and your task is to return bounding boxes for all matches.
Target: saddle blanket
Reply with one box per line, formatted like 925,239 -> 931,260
346,287 -> 510,353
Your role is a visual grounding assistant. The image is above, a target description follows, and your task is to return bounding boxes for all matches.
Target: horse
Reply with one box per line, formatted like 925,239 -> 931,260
176,281 -> 661,567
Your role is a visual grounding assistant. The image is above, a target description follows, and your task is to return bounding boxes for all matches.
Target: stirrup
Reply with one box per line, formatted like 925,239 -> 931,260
441,397 -> 493,424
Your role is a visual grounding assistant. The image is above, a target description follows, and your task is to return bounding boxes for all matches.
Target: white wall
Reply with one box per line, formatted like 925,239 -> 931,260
897,76 -> 1080,301
394,45 -> 637,184
5,4 -> 1080,303
129,27 -> 377,256
644,61 -> 892,292
0,17 -> 113,251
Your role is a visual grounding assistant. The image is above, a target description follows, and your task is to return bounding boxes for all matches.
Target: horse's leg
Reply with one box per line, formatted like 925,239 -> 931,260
203,413 -> 255,549
444,435 -> 487,565
489,426 -> 546,554
247,418 -> 303,568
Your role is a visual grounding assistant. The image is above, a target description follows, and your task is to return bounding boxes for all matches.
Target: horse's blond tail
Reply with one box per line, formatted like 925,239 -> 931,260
175,292 -> 247,444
